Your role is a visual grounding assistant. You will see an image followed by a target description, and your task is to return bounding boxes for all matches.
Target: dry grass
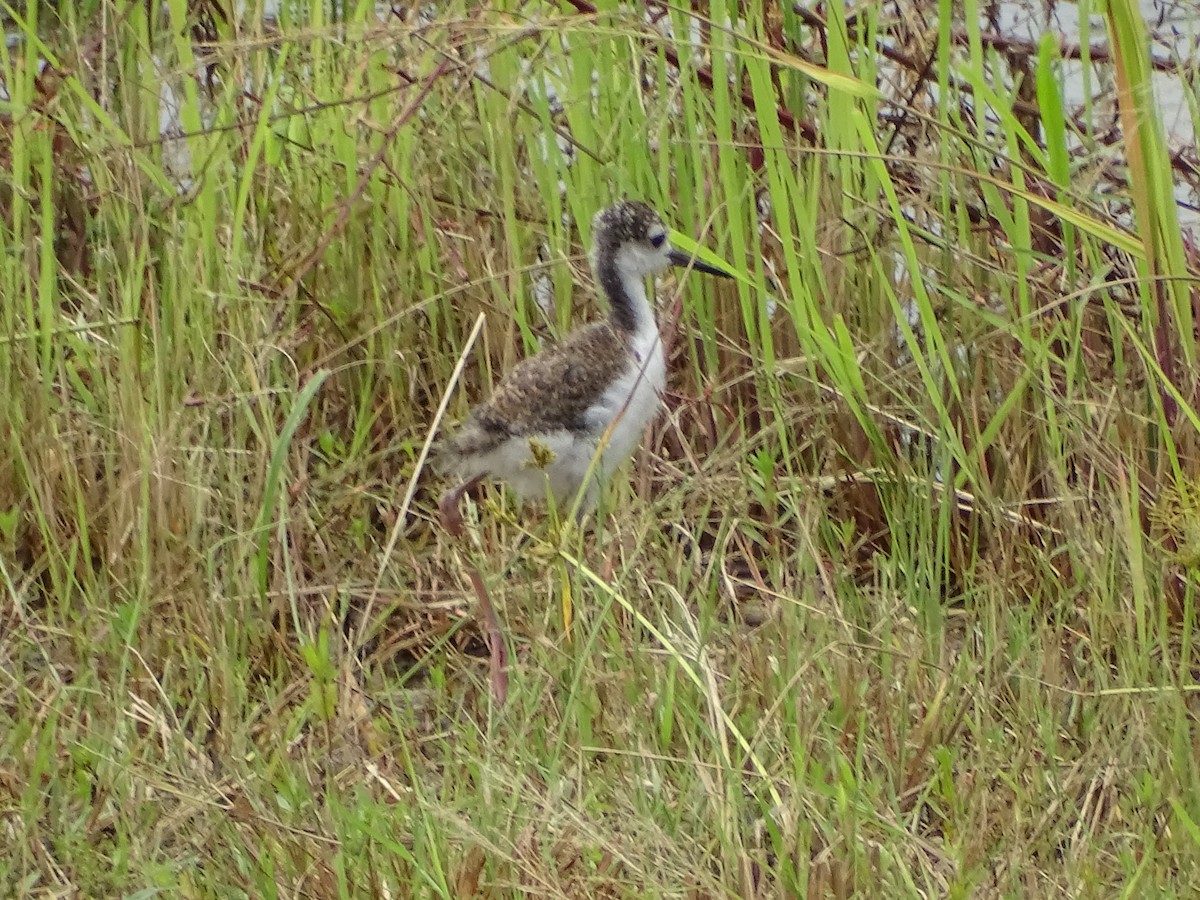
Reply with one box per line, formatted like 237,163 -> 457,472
3,0 -> 1200,896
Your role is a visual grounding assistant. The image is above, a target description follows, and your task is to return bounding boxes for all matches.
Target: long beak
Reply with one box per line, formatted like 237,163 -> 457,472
667,247 -> 732,278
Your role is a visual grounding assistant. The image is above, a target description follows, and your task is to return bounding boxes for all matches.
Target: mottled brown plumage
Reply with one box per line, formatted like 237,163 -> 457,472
436,200 -> 730,534
443,321 -> 628,461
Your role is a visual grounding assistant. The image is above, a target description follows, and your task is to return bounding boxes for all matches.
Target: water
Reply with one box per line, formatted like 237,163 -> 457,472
995,0 -> 1197,226
3,1 -> 1196,225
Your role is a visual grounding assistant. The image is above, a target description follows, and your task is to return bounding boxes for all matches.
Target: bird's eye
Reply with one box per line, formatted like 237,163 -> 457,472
649,233 -> 666,248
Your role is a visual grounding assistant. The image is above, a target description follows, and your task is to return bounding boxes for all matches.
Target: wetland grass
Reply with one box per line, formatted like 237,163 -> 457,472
2,0 -> 1200,895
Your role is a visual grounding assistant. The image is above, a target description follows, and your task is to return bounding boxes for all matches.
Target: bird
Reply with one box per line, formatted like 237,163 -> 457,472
437,199 -> 731,535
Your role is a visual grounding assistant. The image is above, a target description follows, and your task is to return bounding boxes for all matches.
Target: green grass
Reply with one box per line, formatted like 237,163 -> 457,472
3,0 -> 1200,895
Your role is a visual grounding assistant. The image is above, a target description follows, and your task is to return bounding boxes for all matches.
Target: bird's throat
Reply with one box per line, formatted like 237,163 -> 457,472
596,248 -> 655,336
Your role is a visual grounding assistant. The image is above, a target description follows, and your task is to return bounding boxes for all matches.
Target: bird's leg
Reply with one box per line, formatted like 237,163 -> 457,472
437,477 -> 508,702
466,565 -> 508,704
439,475 -> 483,538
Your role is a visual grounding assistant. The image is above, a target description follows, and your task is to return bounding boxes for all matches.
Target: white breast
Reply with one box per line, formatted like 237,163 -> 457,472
585,325 -> 666,475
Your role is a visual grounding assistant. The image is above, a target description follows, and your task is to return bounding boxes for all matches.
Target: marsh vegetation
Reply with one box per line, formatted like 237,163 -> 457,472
3,0 -> 1200,895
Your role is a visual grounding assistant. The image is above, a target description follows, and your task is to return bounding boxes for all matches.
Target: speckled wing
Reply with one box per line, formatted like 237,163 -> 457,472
442,322 -> 630,463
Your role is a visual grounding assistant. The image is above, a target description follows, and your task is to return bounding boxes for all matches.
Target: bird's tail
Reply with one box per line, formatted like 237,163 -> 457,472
431,419 -> 497,478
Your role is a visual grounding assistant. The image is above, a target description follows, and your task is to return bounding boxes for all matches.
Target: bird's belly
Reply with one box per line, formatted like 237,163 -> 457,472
475,430 -> 597,502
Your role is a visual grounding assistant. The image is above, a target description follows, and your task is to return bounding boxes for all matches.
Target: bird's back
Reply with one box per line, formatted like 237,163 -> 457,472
440,321 -> 632,468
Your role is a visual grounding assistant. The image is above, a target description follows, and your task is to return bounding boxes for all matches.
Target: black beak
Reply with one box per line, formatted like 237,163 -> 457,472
667,247 -> 732,278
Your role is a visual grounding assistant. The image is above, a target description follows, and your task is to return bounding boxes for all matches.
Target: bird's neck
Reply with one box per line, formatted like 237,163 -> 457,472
596,248 -> 656,338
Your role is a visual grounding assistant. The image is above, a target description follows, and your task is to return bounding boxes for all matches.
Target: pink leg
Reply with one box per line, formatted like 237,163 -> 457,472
438,476 -> 483,538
